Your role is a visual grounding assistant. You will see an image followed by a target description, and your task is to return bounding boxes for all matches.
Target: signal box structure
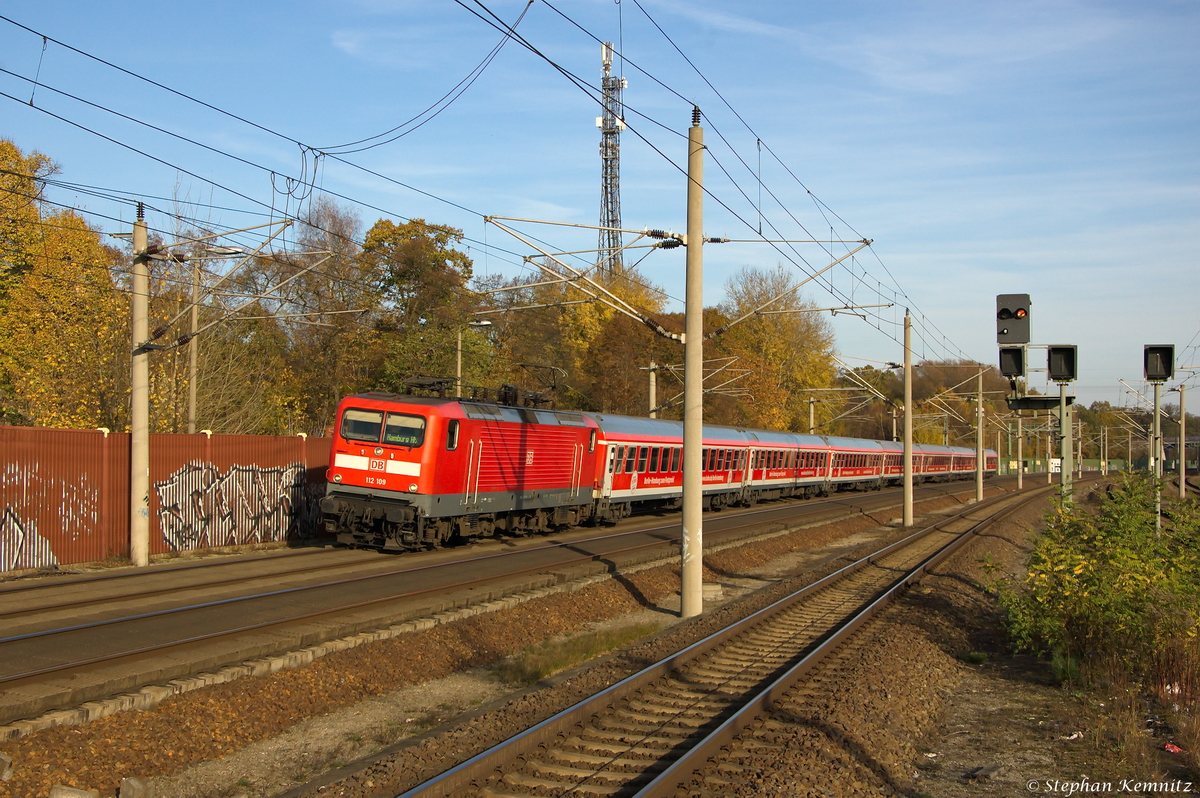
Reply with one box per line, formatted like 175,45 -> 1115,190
1144,345 -> 1175,383
996,294 -> 1031,344
1048,345 -> 1078,383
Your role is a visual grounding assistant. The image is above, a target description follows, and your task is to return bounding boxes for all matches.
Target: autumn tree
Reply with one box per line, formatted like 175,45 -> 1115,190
0,138 -> 55,296
350,218 -> 480,393
834,365 -> 903,440
255,196 -> 383,434
717,264 -> 836,431
0,207 -> 127,428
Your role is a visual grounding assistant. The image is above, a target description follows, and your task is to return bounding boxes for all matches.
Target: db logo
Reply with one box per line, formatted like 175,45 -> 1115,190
369,459 -> 385,471
525,451 -> 535,465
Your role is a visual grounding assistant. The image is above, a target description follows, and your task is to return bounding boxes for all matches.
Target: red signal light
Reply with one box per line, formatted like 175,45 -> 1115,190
1014,308 -> 1027,319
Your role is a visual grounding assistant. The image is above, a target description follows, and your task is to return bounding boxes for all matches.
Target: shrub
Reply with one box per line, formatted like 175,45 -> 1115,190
1000,474 -> 1200,689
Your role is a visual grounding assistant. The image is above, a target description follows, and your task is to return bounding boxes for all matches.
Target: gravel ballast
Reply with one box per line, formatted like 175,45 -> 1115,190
1,484 -> 1115,798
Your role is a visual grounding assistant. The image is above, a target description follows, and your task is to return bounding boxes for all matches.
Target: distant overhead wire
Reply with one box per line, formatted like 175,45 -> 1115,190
608,0 -> 969,361
0,8 -> 684,304
315,0 -> 535,154
1,7 -> 967,361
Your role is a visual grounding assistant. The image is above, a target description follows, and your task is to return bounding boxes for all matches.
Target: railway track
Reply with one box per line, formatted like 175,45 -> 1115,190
393,485 -> 1052,798
0,478 -> 1017,726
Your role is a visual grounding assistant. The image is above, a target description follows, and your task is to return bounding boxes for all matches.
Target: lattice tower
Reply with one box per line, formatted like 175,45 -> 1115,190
596,42 -> 626,277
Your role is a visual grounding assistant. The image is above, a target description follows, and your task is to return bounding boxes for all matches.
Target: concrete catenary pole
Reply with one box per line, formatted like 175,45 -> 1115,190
649,359 -> 657,419
130,203 -> 150,567
1154,381 -> 1162,532
1179,384 -> 1187,500
186,257 -> 200,434
1046,431 -> 1053,484
1059,382 -> 1073,500
681,107 -> 705,619
808,397 -> 815,435
903,312 -> 913,527
1017,416 -> 1024,489
975,370 -> 984,503
456,327 -> 463,397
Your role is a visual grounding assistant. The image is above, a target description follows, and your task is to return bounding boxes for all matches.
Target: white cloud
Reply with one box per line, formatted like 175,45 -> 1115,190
812,1 -> 1124,94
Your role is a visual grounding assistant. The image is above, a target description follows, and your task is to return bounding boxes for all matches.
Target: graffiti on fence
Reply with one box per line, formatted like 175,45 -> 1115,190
0,506 -> 59,572
154,461 -> 313,551
0,462 -> 80,572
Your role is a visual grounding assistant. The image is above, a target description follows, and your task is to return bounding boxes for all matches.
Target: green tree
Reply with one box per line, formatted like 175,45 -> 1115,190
358,218 -> 480,391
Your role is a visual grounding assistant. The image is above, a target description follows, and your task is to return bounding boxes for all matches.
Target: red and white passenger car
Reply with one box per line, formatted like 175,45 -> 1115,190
321,393 -> 997,551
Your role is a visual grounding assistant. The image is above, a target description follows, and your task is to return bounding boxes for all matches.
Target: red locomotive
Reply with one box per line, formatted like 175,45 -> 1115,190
320,392 -> 998,551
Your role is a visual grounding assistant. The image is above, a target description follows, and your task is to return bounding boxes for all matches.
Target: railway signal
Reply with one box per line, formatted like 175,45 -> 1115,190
1144,345 -> 1175,383
1144,344 -> 1175,532
998,346 -> 1026,378
1047,345 -> 1078,383
1041,344 -> 1079,501
996,294 -> 1031,344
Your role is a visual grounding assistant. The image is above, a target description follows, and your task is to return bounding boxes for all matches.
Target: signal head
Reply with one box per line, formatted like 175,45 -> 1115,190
1144,345 -> 1175,383
996,294 -> 1031,344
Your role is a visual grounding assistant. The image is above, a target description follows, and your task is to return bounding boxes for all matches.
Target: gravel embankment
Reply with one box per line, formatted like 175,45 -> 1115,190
0,488 -> 1022,798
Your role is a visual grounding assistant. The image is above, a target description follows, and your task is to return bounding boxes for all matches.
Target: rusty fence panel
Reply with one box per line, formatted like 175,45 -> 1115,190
1,427 -> 331,574
150,433 -> 330,555
0,427 -> 129,571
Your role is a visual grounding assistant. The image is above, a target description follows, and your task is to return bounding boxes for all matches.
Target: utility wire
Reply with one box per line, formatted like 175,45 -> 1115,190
316,0 -> 535,153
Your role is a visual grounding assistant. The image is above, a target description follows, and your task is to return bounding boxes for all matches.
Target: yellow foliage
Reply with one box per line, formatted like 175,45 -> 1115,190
0,203 -> 127,429
719,264 -> 836,431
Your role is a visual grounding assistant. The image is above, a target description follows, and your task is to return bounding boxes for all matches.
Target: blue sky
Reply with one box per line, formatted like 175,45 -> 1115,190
1,0 -> 1197,408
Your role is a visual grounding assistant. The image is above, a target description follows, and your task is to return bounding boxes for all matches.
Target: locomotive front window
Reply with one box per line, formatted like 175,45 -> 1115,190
340,408 -> 384,443
384,412 -> 426,447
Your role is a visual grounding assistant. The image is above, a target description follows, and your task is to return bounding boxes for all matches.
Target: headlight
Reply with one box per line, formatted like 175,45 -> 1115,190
333,473 -> 343,483
408,483 -> 418,493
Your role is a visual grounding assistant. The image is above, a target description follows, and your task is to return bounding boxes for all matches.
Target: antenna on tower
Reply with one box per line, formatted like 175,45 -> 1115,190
596,42 -> 626,278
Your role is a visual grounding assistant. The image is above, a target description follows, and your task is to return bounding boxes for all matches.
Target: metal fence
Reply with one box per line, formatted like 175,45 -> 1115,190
1,427 -> 330,574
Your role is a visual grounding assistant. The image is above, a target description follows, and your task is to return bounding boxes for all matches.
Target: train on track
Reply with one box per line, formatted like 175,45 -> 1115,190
320,391 -> 998,551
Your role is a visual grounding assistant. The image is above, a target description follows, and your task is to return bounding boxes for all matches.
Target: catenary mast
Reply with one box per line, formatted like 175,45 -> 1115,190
597,42 -> 626,276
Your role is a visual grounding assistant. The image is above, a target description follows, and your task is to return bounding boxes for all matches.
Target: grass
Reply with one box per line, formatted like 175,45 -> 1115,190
491,621 -> 665,686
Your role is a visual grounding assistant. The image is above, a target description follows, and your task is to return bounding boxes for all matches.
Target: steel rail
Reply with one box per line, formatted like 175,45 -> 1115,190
0,546 -> 323,594
0,481 -> 868,615
632,486 -> 1054,797
0,548 -> 388,620
0,478 -> 982,639
0,484 -> 938,685
390,486 -> 1047,798
0,478 -> 1016,690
